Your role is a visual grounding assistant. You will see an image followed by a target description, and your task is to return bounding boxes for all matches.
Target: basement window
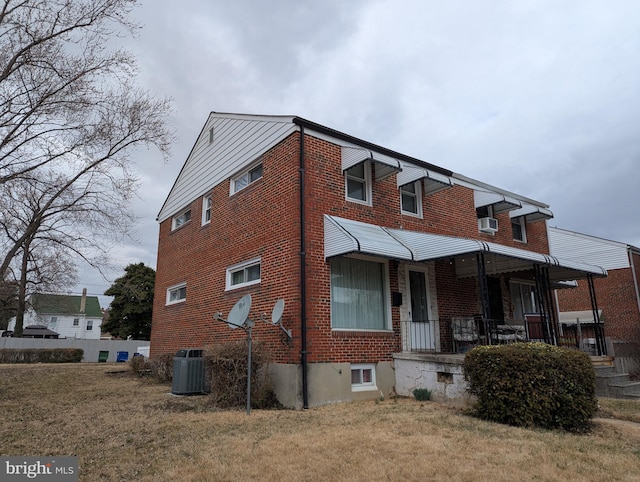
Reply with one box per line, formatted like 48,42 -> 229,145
351,364 -> 377,391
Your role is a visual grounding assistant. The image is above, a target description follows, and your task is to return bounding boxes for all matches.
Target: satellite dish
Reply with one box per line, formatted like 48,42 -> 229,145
227,294 -> 252,329
271,299 -> 285,325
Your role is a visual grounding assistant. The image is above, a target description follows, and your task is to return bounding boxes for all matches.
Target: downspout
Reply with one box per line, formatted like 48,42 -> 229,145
299,126 -> 309,409
629,248 -> 640,314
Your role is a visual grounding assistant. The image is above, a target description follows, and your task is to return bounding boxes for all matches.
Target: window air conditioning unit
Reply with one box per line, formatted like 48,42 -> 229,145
478,217 -> 498,233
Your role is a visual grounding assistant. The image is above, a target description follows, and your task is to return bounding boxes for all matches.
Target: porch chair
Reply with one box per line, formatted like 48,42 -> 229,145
451,317 -> 479,353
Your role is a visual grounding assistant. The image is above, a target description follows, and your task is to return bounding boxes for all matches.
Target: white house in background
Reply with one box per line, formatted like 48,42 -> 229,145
8,289 -> 103,340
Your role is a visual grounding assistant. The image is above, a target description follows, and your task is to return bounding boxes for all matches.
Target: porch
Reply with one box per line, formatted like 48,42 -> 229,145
393,350 -> 621,405
400,315 -> 607,355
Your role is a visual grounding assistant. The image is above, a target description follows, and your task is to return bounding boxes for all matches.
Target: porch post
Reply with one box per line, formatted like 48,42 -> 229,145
476,253 -> 491,343
533,265 -> 557,345
587,273 -> 607,356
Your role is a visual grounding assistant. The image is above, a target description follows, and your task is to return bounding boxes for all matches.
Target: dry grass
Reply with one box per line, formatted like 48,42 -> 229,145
1,363 -> 639,481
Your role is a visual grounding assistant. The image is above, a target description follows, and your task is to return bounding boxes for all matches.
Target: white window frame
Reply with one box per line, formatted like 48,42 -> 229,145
400,181 -> 423,217
231,161 -> 263,194
345,161 -> 372,205
166,282 -> 187,305
511,216 -> 527,243
351,364 -> 377,391
172,208 -> 191,231
73,318 -> 79,326
226,257 -> 261,290
330,254 -> 391,331
86,319 -> 93,331
202,195 -> 212,225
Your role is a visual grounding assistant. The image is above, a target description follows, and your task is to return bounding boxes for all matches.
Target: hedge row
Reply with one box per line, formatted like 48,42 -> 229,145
0,348 -> 84,363
463,342 -> 596,432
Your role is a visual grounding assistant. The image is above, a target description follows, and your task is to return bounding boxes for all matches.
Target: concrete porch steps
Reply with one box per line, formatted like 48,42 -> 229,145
594,364 -> 640,400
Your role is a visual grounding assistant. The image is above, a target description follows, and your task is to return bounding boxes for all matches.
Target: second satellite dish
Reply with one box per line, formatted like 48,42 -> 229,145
271,299 -> 285,325
227,294 -> 252,328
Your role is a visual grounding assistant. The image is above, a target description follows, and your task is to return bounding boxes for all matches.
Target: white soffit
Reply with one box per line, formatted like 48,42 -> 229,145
396,164 -> 452,195
474,190 -> 522,214
341,146 -> 401,181
509,204 -> 554,222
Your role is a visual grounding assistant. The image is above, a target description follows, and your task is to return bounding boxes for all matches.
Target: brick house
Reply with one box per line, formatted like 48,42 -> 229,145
151,112 -> 606,407
549,227 -> 640,373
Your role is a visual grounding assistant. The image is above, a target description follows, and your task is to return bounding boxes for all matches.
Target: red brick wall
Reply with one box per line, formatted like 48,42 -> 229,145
151,131 -> 555,363
151,134 -> 303,363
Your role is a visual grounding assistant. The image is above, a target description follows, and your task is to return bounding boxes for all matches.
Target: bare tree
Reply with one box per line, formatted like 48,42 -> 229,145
0,0 -> 173,329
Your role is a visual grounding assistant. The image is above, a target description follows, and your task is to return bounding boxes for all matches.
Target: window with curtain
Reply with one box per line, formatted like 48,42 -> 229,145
330,257 -> 388,330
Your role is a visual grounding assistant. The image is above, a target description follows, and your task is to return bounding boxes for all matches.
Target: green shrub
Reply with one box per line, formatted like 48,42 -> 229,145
0,348 -> 83,363
413,388 -> 432,401
463,343 -> 596,432
205,340 -> 281,409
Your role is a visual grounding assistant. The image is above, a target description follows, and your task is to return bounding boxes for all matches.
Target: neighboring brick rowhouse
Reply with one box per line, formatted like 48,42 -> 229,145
151,130 -> 556,364
556,265 -> 640,356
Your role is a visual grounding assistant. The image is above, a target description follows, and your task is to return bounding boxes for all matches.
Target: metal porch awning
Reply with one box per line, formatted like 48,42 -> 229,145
341,146 -> 401,181
474,190 -> 522,214
396,164 -> 453,195
509,204 -> 554,222
324,215 -> 607,282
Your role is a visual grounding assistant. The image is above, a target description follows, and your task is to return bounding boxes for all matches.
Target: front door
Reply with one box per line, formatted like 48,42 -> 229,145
408,268 -> 434,350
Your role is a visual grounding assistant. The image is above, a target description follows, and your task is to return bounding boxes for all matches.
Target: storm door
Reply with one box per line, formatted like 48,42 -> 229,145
408,268 -> 434,350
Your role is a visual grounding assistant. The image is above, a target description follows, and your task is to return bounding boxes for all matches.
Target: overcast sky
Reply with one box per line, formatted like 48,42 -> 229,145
76,0 -> 640,306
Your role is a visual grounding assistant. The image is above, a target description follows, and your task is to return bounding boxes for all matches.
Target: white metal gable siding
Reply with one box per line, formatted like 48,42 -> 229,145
548,227 -> 630,270
157,114 -> 298,223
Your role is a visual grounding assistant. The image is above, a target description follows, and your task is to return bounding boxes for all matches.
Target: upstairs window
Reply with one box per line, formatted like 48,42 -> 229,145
345,161 -> 371,205
512,216 -> 527,243
73,318 -> 79,326
172,209 -> 191,231
166,283 -> 187,305
202,195 -> 212,225
226,258 -> 261,290
476,205 -> 493,219
400,181 -> 422,217
86,320 -> 93,331
232,162 -> 263,194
